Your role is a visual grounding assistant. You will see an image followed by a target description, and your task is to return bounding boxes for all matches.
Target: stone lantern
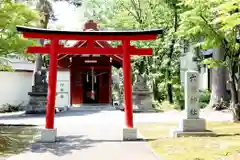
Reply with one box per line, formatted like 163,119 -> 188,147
132,75 -> 153,112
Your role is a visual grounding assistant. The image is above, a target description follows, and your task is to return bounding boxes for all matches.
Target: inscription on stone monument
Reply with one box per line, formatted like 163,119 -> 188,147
170,70 -> 215,137
185,71 -> 199,119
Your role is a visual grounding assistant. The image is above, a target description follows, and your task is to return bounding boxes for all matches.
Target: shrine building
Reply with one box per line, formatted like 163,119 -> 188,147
54,20 -> 122,107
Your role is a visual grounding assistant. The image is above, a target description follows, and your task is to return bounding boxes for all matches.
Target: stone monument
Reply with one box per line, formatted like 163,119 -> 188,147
26,70 -> 48,114
171,70 -> 215,137
132,74 -> 153,112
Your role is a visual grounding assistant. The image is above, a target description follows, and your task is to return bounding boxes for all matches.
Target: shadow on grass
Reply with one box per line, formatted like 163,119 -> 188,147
0,126 -> 38,156
143,138 -> 157,142
216,133 -> 240,137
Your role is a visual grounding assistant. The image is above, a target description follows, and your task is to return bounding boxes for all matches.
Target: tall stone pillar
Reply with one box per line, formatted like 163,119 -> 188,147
171,70 -> 215,137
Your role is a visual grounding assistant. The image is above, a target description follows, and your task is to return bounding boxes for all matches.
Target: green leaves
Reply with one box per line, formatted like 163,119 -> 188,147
0,65 -> 14,72
0,0 -> 39,56
178,0 -> 240,73
203,58 -> 225,68
84,0 -> 182,104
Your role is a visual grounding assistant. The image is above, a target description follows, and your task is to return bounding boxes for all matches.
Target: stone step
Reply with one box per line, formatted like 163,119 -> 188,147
69,105 -> 115,111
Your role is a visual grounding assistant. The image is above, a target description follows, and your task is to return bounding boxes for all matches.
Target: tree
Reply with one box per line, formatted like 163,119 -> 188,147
84,0 -> 183,106
164,0 -> 181,104
32,0 -> 55,80
178,0 -> 240,121
0,0 -> 39,56
20,0 -> 82,86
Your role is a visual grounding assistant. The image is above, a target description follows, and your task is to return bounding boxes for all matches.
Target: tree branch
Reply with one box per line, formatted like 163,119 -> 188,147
136,0 -> 142,21
130,0 -> 142,23
199,14 -> 229,53
119,0 -> 140,23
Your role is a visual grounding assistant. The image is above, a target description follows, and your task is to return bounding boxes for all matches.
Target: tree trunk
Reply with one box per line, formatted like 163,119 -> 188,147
229,63 -> 240,122
208,45 -> 228,109
237,65 -> 240,103
166,39 -> 174,103
32,42 -> 44,86
166,4 -> 178,104
32,4 -> 50,86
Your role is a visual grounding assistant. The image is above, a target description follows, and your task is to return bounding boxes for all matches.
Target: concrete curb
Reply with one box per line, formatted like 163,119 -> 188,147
0,111 -> 25,117
137,130 -> 163,160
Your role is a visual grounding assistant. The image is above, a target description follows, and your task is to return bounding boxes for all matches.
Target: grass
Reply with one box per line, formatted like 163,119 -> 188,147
137,122 -> 240,160
0,125 -> 38,156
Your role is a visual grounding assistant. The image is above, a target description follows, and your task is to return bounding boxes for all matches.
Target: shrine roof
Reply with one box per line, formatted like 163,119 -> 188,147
58,40 -> 123,68
16,26 -> 163,36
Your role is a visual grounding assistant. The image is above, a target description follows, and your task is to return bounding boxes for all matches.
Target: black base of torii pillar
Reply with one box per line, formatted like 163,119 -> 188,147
16,23 -> 163,142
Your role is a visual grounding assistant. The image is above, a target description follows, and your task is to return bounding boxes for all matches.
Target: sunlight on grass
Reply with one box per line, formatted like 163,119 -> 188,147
137,122 -> 240,160
0,126 -> 38,156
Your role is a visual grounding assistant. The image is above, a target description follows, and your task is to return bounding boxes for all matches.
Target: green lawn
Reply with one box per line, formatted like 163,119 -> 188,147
137,122 -> 240,160
0,125 -> 38,156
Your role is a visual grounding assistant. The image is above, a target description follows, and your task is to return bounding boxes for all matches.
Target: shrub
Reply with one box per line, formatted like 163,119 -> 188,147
160,101 -> 181,111
199,89 -> 211,103
199,89 -> 211,108
174,86 -> 184,110
172,89 -> 211,109
0,104 -> 23,113
0,65 -> 14,72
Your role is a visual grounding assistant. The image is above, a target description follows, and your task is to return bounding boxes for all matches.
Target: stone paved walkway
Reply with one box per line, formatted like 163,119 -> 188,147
2,110 -> 161,160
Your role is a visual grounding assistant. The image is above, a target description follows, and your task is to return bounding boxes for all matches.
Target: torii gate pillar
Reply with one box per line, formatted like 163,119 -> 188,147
41,39 -> 59,142
122,40 -> 136,140
123,40 -> 133,128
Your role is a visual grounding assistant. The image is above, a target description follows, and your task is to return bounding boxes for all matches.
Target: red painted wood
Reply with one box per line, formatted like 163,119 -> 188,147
122,40 -> 133,128
78,66 -> 111,70
79,73 -> 83,103
99,74 -> 102,103
70,56 -> 111,104
109,67 -> 112,103
71,66 -> 111,104
27,46 -> 152,56
73,40 -> 87,47
23,32 -> 158,41
69,40 -> 122,65
98,69 -> 110,103
70,67 -> 72,105
88,40 -> 94,48
95,41 -> 122,63
71,69 -> 83,104
46,39 -> 58,129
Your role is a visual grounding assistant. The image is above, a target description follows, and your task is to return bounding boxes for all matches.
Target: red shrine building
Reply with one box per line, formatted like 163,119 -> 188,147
55,20 -> 122,107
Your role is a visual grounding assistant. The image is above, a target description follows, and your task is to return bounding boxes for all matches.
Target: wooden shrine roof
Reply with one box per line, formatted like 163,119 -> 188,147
16,26 -> 163,37
66,40 -> 122,68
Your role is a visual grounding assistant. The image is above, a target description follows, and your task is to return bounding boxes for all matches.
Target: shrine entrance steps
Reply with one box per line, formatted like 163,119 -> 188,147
69,104 -> 115,111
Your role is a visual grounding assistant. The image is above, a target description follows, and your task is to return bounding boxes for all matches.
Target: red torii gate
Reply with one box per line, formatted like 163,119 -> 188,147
17,24 -> 163,142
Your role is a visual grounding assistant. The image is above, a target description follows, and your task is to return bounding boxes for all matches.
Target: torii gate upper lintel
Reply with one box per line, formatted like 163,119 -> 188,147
16,25 -> 163,142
